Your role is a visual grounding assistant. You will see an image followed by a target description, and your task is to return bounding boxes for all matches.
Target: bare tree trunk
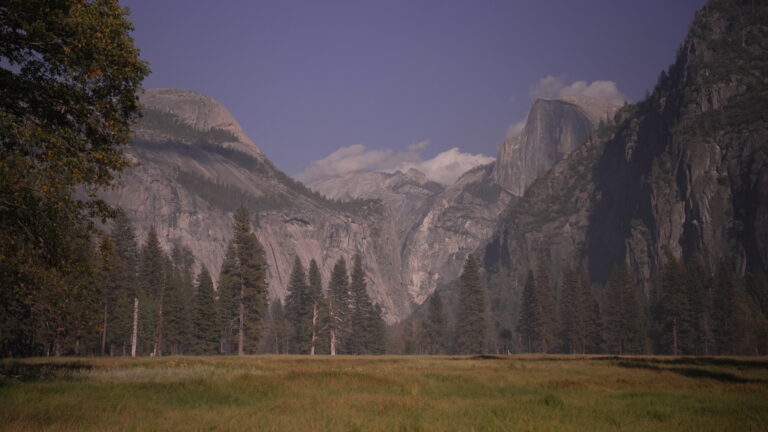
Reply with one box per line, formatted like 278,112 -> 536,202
310,302 -> 318,356
101,304 -> 108,356
330,327 -> 337,356
131,297 -> 138,357
238,284 -> 245,356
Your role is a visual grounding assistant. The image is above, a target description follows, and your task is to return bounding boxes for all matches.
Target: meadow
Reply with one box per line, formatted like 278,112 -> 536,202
1,355 -> 767,431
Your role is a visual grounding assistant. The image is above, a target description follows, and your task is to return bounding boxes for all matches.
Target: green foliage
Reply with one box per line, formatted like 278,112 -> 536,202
263,299 -> 290,354
516,272 -> 539,353
307,259 -> 329,355
327,257 -> 350,355
284,256 -> 310,353
347,254 -> 384,355
192,267 -> 218,355
455,255 -> 486,354
138,108 -> 239,144
421,291 -> 447,354
216,243 -> 239,355
0,0 -> 148,357
138,227 -> 166,356
232,207 -> 268,354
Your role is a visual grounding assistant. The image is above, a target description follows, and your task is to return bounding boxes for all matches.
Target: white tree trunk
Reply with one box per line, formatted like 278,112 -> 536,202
310,302 -> 318,356
131,296 -> 138,357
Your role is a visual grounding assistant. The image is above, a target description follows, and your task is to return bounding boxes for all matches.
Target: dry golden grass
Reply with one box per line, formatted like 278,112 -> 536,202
1,355 -> 767,431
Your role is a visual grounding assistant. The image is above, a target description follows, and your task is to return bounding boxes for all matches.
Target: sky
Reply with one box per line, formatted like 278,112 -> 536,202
122,0 -> 706,184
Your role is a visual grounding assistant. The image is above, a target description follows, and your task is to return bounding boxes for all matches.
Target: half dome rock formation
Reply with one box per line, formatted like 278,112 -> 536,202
493,95 -> 618,196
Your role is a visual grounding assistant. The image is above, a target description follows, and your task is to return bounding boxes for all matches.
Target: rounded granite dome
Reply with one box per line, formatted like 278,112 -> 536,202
139,88 -> 262,158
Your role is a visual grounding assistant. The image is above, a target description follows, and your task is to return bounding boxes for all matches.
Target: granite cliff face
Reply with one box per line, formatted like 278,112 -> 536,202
103,89 -> 409,322
310,95 -> 611,305
483,0 -> 768,326
310,169 -> 444,244
493,95 -> 617,196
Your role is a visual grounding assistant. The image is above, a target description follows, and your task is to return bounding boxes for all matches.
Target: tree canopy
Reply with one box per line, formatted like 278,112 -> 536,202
0,0 -> 149,357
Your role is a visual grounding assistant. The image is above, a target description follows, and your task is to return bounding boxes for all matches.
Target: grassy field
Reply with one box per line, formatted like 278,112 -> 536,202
1,355 -> 767,431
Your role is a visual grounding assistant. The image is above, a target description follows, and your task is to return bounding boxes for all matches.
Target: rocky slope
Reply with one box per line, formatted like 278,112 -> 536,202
310,169 -> 444,243
482,0 -> 768,330
492,95 -> 617,196
103,89 -> 409,322
310,95 -> 612,305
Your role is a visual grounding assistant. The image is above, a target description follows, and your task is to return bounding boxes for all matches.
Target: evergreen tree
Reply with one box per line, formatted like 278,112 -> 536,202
193,266 -> 219,354
455,255 -> 486,354
105,213 -> 139,356
517,271 -> 539,353
0,0 -> 149,358
534,255 -> 557,353
162,244 -> 195,355
559,265 -> 581,354
217,243 -> 239,354
349,254 -> 377,354
579,267 -> 603,354
603,263 -> 645,354
711,261 -> 749,355
327,257 -> 350,355
307,259 -> 329,355
138,227 -> 166,356
284,256 -> 310,353
232,207 -> 268,355
422,291 -> 447,354
368,304 -> 387,355
265,299 -> 290,353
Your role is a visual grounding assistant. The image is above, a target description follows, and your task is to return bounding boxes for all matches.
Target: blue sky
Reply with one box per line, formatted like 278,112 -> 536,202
123,0 -> 706,183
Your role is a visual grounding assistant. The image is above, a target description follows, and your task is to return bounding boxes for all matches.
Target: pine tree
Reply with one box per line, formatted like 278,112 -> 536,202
711,261 -> 749,355
579,267 -> 603,354
368,303 -> 387,355
104,213 -> 139,356
265,299 -> 290,353
327,257 -> 350,355
307,259 -> 328,355
603,263 -> 645,355
217,243 -> 239,354
422,291 -> 447,354
284,256 -> 310,353
534,255 -> 557,353
232,207 -> 268,355
559,265 -> 581,354
193,266 -> 218,354
349,254 -> 376,354
455,255 -> 486,354
138,227 -> 166,356
517,271 -> 539,353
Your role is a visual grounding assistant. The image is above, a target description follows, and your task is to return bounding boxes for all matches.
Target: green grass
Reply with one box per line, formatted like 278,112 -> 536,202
1,355 -> 767,431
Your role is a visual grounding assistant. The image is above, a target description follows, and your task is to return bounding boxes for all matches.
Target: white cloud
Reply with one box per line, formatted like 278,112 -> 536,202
396,148 -> 495,185
529,75 -> 627,105
295,140 -> 494,185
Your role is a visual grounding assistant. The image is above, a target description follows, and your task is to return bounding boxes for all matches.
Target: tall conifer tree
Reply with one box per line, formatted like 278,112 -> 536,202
455,255 -> 486,354
327,257 -> 350,355
193,266 -> 218,354
285,256 -> 310,353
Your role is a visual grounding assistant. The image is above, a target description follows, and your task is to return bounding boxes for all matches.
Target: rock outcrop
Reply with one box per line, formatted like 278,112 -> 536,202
492,95 -> 617,196
482,0 -> 768,329
310,95 -> 612,305
104,89 -> 409,322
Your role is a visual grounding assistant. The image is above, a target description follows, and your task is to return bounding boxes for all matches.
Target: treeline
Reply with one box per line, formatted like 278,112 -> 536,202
0,205 -> 387,357
400,255 -> 768,356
